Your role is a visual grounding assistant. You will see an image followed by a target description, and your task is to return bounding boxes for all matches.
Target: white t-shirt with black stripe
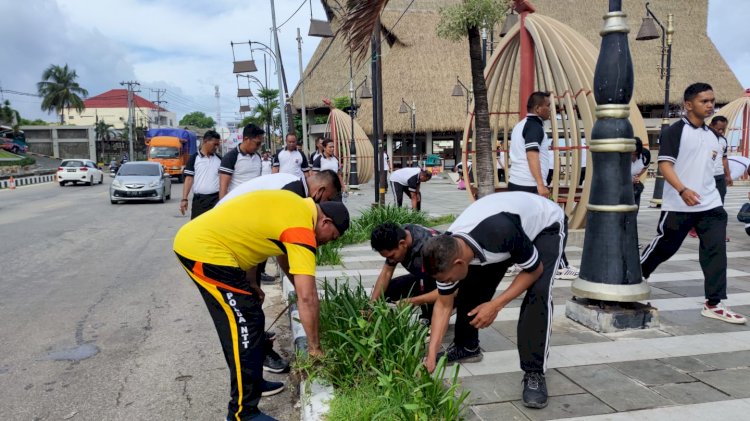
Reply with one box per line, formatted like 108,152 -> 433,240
509,114 -> 552,187
728,156 -> 750,180
390,167 -> 422,191
436,192 -> 565,295
184,152 -> 221,195
658,118 -> 723,212
219,146 -> 262,192
216,173 -> 308,206
312,155 -> 340,173
713,134 -> 728,176
273,149 -> 310,178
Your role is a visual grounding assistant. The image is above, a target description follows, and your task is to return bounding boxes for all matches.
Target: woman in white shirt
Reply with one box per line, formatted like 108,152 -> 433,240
631,137 -> 651,212
312,138 -> 345,194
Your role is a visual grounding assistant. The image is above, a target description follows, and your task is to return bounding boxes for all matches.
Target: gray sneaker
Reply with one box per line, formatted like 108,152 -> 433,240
522,371 -> 548,408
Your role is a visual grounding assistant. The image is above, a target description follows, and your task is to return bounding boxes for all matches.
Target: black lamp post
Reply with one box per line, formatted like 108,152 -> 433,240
570,0 -> 651,305
635,2 -> 673,207
451,76 -> 472,115
399,99 -> 418,167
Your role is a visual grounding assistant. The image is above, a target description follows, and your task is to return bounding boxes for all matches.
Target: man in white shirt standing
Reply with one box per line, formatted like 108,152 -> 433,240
179,130 -> 222,219
218,124 -> 263,200
273,133 -> 309,179
641,83 -> 746,324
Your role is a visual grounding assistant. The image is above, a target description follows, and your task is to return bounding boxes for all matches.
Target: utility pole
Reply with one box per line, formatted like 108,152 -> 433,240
121,81 -> 140,160
215,85 -> 221,130
150,88 -> 167,128
297,28 -> 308,153
269,0 -> 287,140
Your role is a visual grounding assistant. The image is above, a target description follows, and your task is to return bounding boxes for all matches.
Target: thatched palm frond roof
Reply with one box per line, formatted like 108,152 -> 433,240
293,0 -> 742,135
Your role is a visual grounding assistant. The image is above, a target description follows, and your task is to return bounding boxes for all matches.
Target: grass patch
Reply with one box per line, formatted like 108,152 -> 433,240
0,154 -> 35,167
316,206 -> 456,266
295,280 -> 470,420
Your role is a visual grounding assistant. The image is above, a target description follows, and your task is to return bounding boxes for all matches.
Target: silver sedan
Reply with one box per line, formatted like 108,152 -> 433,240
110,161 -> 172,204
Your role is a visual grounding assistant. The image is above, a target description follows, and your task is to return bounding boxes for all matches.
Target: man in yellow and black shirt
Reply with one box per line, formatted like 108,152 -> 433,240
174,190 -> 349,421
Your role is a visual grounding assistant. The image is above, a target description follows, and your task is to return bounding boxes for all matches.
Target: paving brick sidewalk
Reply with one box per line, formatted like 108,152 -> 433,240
323,177 -> 750,420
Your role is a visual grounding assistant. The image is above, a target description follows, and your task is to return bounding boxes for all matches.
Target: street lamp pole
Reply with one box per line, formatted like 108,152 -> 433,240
348,54 -> 359,188
399,99 -> 418,167
636,3 -> 673,207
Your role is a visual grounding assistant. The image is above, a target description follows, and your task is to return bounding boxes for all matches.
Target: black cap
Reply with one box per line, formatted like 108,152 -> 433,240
319,201 -> 350,235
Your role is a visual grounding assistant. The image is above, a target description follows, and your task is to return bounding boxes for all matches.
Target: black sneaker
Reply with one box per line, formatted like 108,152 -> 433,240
263,348 -> 290,373
436,342 -> 483,365
264,330 -> 276,341
522,371 -> 548,408
260,273 -> 276,284
260,379 -> 285,397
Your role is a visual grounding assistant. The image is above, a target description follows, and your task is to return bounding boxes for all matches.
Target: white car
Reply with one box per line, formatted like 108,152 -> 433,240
57,159 -> 104,186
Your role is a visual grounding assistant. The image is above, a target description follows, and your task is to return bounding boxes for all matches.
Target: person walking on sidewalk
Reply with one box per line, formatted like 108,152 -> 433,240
390,167 -> 432,210
508,91 -> 578,281
641,82 -> 746,324
631,137 -> 651,213
179,130 -> 222,219
174,191 -> 350,421
689,115 -> 731,240
421,191 -> 566,409
219,124 -> 263,200
312,138 -> 345,197
370,222 -> 442,322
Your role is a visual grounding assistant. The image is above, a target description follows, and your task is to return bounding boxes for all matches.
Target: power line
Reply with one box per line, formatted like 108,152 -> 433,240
278,0 -> 307,29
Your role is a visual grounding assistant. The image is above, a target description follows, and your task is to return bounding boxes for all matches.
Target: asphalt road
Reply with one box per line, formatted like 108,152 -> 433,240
0,179 -> 296,420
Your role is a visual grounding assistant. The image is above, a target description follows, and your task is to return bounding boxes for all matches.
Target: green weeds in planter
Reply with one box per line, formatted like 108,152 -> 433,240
316,206 -> 456,266
296,280 -> 469,420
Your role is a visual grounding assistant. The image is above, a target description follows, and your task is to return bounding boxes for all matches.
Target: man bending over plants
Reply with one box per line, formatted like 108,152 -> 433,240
370,222 -> 442,323
174,190 -> 349,421
422,192 -> 567,410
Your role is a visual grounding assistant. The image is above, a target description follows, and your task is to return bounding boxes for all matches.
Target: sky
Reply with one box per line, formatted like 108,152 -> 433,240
2,0 -> 749,127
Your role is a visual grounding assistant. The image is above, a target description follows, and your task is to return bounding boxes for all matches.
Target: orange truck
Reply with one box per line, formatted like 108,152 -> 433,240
145,128 -> 198,183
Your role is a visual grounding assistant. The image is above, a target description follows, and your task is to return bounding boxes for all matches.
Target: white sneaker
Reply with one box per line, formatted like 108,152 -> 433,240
505,264 -> 521,277
555,265 -> 579,280
701,301 -> 747,324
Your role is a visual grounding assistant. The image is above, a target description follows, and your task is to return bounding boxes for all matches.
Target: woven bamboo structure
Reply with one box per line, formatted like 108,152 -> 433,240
325,108 -> 375,184
715,89 -> 750,157
461,13 -> 648,229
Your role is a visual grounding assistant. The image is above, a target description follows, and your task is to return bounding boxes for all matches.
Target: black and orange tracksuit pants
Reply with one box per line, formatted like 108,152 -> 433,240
176,253 -> 266,421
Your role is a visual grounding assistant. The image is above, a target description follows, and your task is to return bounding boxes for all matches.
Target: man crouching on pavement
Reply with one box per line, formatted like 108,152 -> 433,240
174,190 -> 349,421
421,191 -> 566,409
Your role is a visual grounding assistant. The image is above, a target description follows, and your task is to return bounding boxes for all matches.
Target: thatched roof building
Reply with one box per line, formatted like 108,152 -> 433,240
291,0 -> 743,136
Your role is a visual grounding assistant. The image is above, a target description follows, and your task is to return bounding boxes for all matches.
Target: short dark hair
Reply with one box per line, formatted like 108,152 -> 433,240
243,124 -> 265,139
423,235 -> 460,276
203,130 -> 220,141
420,170 -> 433,181
322,138 -> 334,148
315,169 -> 342,194
370,222 -> 407,252
711,115 -> 728,125
684,83 -> 713,102
634,136 -> 643,155
527,91 -> 551,112
286,133 -> 298,141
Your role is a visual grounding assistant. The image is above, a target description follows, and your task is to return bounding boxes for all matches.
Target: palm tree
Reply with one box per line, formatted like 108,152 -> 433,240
37,64 -> 89,125
339,0 -> 507,198
95,119 -> 113,142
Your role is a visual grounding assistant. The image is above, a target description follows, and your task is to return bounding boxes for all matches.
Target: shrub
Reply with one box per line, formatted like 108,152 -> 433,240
296,280 -> 470,420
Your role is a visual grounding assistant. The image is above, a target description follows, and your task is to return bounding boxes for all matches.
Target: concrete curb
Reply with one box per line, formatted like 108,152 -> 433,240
280,275 -> 335,420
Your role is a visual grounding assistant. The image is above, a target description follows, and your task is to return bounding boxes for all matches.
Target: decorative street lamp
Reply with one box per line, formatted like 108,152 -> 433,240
451,75 -> 473,115
399,99 -> 418,167
568,0 -> 653,331
635,2 -> 674,207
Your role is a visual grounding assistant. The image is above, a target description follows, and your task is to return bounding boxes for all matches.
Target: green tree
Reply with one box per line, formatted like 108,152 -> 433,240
0,100 -> 21,126
339,0 -> 508,198
95,120 -> 113,142
18,118 -> 49,126
240,88 -> 280,135
178,111 -> 216,128
437,0 -> 508,198
37,64 -> 89,124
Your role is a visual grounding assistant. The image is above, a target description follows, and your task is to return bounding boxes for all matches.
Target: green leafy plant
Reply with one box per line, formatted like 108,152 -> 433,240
295,280 -> 470,420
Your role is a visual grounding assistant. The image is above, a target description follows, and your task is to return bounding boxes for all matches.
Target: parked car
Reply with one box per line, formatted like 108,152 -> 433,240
57,159 -> 104,186
110,161 -> 171,204
1,140 -> 28,154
